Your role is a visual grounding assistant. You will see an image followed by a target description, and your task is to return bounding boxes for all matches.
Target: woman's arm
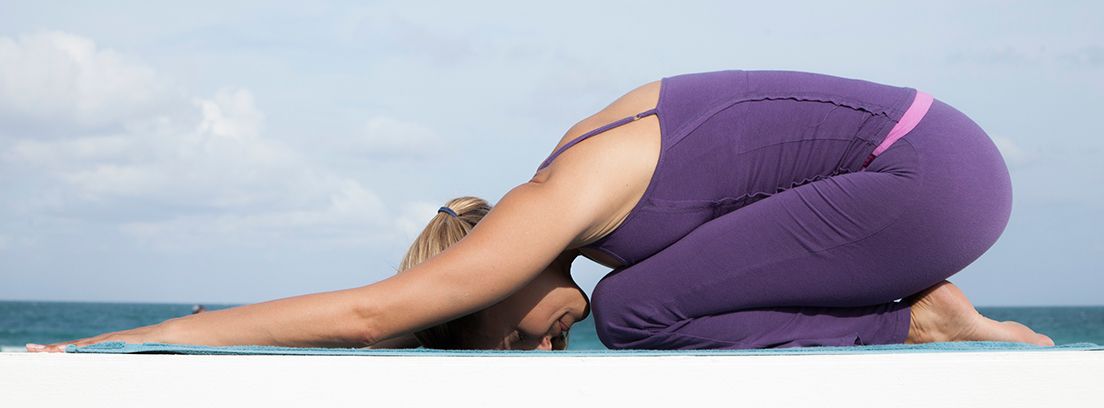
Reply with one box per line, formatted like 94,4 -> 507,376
31,171 -> 612,352
31,286 -> 384,351
365,333 -> 421,349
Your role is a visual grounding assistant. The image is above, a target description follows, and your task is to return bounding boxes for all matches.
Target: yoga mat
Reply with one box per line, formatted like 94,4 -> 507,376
67,341 -> 1103,356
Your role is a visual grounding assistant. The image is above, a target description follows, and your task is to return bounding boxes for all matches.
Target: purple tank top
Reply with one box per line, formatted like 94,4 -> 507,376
536,70 -> 918,267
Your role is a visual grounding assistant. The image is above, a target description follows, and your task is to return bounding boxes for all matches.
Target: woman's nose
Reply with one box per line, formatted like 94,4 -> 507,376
537,335 -> 553,350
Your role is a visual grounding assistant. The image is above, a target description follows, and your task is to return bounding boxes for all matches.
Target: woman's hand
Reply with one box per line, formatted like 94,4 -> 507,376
26,320 -> 176,353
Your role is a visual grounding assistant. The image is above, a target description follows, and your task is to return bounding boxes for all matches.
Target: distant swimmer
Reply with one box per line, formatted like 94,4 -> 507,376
191,304 -> 206,314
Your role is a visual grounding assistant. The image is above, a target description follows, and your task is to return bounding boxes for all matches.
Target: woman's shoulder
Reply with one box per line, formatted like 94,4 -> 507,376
532,79 -> 661,183
529,80 -> 664,247
569,80 -> 662,136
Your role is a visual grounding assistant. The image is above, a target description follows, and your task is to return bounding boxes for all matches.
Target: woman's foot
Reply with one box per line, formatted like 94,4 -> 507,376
904,280 -> 1054,346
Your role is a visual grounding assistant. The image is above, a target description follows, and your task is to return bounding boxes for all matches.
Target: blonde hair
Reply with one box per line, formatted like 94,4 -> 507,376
396,196 -> 492,349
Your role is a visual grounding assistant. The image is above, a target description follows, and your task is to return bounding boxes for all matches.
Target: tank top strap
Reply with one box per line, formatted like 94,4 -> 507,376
536,108 -> 658,171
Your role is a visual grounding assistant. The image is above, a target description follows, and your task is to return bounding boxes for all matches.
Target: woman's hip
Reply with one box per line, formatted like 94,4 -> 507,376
864,97 -> 1013,272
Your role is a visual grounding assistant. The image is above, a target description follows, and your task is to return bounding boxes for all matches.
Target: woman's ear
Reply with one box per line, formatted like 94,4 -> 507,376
365,333 -> 421,349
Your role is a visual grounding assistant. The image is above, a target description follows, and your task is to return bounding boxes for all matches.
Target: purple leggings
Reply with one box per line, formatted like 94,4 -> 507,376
591,97 -> 1012,349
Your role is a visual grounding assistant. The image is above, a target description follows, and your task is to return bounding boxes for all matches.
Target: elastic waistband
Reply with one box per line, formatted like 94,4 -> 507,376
861,90 -> 934,169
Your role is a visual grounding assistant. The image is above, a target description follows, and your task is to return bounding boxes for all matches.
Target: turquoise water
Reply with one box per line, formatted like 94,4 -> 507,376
2,300 -> 1102,351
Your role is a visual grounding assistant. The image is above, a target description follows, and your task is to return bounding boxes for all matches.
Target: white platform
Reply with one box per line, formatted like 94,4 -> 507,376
2,350 -> 1101,407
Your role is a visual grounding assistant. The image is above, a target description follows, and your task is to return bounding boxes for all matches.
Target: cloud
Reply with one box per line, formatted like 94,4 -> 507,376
0,31 -> 412,250
119,180 -> 392,250
947,43 -> 1104,69
343,116 -> 445,159
334,10 -> 476,65
7,88 -> 310,209
990,135 -> 1037,168
1058,45 -> 1104,67
393,200 -> 445,243
945,45 -> 1048,66
0,31 -> 176,133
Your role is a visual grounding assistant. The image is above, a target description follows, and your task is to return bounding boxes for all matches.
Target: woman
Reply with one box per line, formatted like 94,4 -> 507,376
28,70 -> 1054,352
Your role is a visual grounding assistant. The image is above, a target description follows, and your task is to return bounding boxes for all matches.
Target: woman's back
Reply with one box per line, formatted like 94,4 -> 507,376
536,70 -> 917,268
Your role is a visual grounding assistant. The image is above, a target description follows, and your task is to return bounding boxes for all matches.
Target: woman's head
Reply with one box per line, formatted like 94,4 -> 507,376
463,249 -> 589,350
397,196 -> 490,273
396,196 -> 589,350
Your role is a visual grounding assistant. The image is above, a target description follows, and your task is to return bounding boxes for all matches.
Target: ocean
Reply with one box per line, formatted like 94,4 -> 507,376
2,300 -> 1102,352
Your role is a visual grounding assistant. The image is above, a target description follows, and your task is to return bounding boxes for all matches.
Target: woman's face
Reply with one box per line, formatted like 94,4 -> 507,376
467,250 -> 590,350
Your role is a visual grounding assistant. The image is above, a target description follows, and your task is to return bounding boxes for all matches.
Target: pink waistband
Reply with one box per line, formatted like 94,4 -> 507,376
872,90 -> 934,156
860,90 -> 933,170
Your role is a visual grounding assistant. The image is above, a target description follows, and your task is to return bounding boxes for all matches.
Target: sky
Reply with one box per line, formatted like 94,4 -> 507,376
0,1 -> 1100,306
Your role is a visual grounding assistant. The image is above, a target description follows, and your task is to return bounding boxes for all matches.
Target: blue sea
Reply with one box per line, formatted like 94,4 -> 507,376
2,300 -> 1102,352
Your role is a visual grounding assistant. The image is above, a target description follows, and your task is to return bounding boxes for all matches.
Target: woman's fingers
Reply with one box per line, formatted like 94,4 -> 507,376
37,339 -> 84,352
27,333 -> 115,352
25,342 -> 71,353
27,322 -> 171,352
25,343 -> 47,352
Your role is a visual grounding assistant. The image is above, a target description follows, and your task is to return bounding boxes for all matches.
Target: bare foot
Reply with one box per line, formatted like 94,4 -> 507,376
904,280 -> 1054,346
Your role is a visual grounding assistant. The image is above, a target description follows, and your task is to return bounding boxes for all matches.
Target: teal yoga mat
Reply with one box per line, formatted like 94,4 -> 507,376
67,341 -> 1103,356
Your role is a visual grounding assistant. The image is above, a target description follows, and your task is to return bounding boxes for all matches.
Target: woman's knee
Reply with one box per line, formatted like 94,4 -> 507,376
591,272 -> 675,349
